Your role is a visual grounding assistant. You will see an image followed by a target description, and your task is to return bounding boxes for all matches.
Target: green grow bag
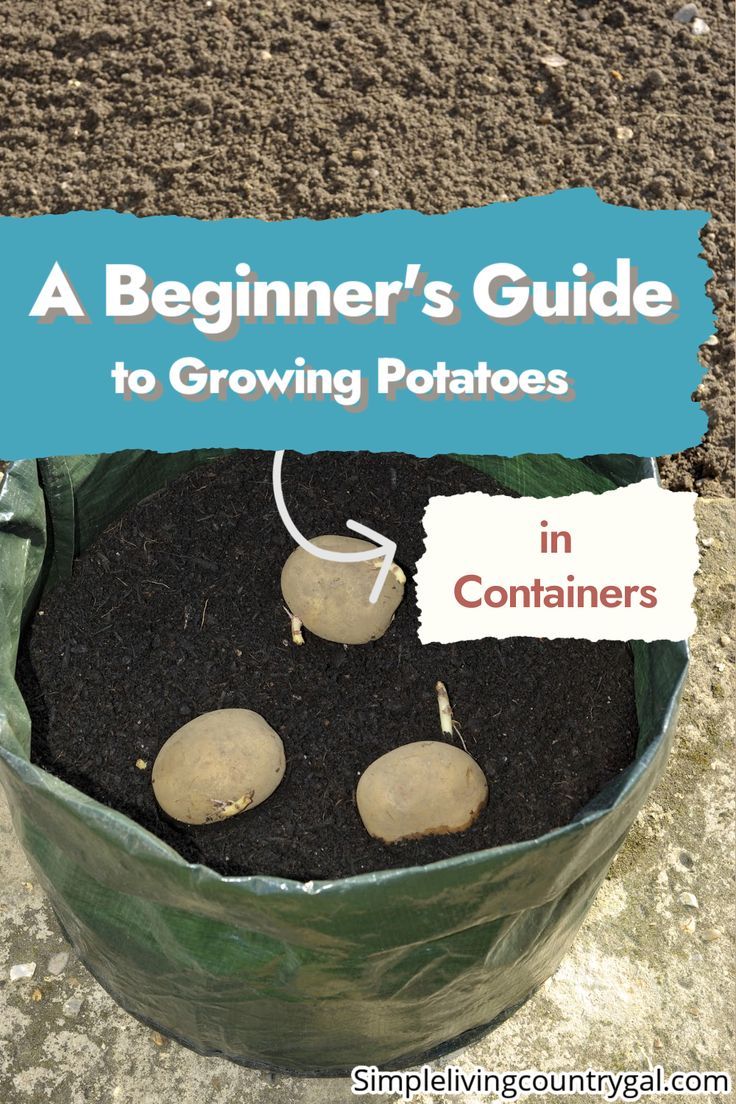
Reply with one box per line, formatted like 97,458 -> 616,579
0,451 -> 688,1075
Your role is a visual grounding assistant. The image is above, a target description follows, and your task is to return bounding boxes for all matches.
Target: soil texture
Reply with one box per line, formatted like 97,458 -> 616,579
19,451 -> 639,880
0,1 -> 732,492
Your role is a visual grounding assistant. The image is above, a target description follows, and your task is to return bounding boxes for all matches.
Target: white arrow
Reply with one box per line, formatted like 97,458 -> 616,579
272,450 -> 398,605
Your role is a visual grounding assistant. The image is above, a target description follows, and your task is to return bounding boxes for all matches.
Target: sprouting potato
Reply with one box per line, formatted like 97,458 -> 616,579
356,741 -> 488,844
152,708 -> 285,825
281,535 -> 405,645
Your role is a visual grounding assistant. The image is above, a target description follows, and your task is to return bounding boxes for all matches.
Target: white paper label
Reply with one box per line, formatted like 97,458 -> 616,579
416,481 -> 697,644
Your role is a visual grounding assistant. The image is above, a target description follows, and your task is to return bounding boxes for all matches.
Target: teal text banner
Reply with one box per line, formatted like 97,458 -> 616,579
0,189 -> 711,459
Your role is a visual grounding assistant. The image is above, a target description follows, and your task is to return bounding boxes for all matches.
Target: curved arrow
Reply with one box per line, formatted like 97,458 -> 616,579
272,450 -> 398,605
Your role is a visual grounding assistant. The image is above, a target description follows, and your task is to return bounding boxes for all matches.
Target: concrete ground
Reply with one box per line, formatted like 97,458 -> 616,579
0,499 -> 733,1104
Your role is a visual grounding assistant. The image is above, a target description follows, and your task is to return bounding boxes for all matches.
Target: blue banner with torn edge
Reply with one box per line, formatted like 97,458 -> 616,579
0,189 -> 712,459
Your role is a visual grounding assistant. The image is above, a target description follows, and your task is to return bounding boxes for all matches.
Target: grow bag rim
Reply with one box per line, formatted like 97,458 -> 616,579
0,636 -> 687,894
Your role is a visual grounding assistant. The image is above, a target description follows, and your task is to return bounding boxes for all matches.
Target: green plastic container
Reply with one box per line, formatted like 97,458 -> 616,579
0,451 -> 687,1075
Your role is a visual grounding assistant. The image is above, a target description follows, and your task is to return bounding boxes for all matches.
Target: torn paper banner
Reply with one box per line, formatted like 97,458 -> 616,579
416,481 -> 697,644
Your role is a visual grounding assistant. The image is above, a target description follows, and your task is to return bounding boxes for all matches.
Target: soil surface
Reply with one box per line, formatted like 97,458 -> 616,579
18,451 -> 639,880
0,1 -> 732,492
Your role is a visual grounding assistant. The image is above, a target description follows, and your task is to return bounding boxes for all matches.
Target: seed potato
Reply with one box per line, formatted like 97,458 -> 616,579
281,534 -> 404,645
356,741 -> 488,843
152,708 -> 285,825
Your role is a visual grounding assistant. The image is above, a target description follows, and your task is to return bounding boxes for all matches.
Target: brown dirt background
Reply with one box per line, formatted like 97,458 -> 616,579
0,0 -> 733,491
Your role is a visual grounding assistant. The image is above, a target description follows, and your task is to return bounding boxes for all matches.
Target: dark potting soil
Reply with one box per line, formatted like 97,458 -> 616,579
19,451 -> 639,881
